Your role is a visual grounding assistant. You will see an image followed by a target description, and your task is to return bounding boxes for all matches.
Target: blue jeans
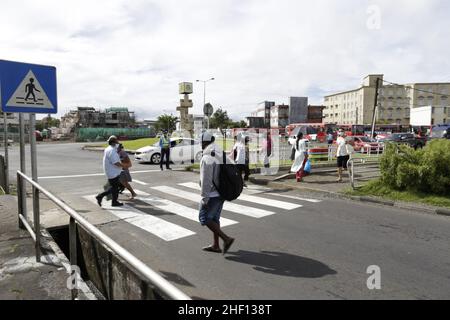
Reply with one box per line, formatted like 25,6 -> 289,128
199,197 -> 225,226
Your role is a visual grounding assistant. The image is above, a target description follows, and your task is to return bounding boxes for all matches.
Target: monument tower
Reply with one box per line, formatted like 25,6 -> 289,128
177,82 -> 194,132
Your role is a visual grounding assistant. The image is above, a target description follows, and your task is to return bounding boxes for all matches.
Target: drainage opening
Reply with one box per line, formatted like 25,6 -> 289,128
48,225 -> 88,280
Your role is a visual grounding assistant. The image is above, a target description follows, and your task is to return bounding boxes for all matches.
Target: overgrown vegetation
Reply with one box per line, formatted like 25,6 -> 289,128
380,140 -> 450,196
347,179 -> 450,209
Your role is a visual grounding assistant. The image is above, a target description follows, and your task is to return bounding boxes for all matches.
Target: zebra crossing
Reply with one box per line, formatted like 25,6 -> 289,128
83,183 -> 322,242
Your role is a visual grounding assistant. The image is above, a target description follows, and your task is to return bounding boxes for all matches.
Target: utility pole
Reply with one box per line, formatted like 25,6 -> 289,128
371,78 -> 381,139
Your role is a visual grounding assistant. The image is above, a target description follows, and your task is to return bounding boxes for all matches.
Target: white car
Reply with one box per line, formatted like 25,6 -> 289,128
134,138 -> 203,164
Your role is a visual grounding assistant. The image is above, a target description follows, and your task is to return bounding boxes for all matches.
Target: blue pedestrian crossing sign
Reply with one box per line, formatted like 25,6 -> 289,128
0,60 -> 57,114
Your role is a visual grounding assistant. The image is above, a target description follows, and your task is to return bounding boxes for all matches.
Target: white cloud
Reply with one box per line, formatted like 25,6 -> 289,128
0,0 -> 449,120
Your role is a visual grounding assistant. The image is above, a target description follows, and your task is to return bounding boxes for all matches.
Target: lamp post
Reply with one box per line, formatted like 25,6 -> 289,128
196,78 -> 215,129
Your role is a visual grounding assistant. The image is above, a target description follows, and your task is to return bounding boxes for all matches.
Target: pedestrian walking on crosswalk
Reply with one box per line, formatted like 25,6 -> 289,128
96,136 -> 125,207
117,143 -> 137,199
199,132 -> 235,255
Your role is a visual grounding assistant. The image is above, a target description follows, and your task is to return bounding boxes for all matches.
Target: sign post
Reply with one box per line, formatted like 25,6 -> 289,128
0,60 -> 57,262
203,103 -> 214,130
2,111 -> 9,194
19,113 -> 26,228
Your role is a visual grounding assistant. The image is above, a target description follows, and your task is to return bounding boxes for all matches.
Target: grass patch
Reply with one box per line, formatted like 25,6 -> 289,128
346,179 -> 450,209
89,138 -> 159,151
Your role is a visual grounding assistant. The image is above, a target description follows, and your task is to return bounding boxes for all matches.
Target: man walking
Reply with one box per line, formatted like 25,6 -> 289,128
232,134 -> 250,187
96,136 -> 125,207
199,132 -> 235,255
159,130 -> 171,171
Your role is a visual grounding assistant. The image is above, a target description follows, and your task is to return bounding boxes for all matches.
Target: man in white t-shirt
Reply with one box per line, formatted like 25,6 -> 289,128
96,136 -> 125,207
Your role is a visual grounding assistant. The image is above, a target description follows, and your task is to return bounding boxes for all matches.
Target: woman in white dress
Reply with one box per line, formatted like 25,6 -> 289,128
291,132 -> 308,182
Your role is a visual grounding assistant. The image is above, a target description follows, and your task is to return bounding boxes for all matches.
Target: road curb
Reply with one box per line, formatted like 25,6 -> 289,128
436,209 -> 450,217
190,170 -> 449,217
253,178 -> 448,216
359,196 -> 395,207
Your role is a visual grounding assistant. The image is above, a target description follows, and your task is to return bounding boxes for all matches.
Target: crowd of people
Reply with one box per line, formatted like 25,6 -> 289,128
94,129 -> 354,254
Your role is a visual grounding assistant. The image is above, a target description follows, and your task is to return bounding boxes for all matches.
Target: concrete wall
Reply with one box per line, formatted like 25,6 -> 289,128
78,226 -> 163,300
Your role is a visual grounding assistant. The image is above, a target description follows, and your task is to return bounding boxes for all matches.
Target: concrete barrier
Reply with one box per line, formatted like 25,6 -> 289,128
77,226 -> 163,300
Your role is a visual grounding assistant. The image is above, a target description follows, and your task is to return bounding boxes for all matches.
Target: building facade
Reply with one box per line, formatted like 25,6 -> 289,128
289,97 -> 309,124
307,105 -> 326,123
323,74 -> 450,126
270,104 -> 289,128
246,117 -> 265,128
251,101 -> 275,128
60,107 -> 136,137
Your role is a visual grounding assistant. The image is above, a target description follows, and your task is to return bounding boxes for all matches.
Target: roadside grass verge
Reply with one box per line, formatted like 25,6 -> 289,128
346,179 -> 450,209
86,138 -> 159,151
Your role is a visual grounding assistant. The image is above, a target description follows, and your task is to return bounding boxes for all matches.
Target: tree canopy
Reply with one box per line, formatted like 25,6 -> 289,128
155,114 -> 179,133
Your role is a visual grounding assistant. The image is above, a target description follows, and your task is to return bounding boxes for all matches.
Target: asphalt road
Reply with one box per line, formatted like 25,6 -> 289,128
2,143 -> 450,299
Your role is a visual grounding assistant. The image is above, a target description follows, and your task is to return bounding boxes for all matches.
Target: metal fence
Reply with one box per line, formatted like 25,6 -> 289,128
254,141 -> 384,166
348,159 -> 381,189
16,170 -> 191,300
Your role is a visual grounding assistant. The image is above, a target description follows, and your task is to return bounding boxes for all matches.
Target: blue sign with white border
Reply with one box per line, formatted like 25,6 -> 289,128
0,60 -> 57,114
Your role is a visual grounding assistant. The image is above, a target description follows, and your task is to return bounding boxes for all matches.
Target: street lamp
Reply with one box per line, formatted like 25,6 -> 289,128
196,78 -> 215,129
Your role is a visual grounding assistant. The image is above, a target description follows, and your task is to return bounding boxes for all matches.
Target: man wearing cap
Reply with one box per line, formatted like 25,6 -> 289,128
159,130 -> 172,171
96,136 -> 125,207
199,132 -> 235,255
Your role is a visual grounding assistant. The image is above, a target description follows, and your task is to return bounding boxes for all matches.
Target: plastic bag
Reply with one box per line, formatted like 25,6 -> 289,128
304,159 -> 311,173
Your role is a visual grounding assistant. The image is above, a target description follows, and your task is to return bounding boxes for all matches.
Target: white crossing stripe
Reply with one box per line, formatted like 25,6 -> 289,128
84,196 -> 195,241
264,193 -> 322,203
178,182 -> 302,210
40,170 -> 160,180
134,190 -> 238,227
133,180 -> 149,186
151,186 -> 275,219
178,182 -> 269,195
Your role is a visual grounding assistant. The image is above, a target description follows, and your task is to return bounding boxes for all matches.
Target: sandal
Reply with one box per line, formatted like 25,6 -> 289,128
223,238 -> 235,255
202,246 -> 222,253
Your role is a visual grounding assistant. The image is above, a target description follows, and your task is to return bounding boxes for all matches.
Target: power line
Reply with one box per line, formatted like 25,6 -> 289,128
382,79 -> 450,98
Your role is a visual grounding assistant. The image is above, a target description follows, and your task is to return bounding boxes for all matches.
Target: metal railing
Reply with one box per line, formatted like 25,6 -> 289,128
348,158 -> 381,189
16,170 -> 191,301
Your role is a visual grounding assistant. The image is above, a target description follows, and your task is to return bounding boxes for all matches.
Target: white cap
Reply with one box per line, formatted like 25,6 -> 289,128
201,132 -> 214,143
107,135 -> 118,144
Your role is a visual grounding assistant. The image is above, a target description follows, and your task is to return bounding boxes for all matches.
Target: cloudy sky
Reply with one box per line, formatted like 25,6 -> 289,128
1,0 -> 449,121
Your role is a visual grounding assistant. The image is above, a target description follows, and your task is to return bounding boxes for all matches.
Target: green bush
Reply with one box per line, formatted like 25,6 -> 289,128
380,140 -> 450,196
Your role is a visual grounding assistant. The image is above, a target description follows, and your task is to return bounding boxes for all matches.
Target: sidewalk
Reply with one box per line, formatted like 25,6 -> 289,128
250,168 -> 450,216
251,167 -> 350,194
0,195 -> 76,300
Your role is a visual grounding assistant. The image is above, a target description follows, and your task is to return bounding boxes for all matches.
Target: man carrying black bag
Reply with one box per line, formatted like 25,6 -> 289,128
198,132 -> 236,255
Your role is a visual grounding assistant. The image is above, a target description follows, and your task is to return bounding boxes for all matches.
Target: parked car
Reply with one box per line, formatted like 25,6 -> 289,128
35,130 -> 43,142
380,133 -> 427,149
348,136 -> 382,153
135,138 -> 203,164
430,124 -> 450,140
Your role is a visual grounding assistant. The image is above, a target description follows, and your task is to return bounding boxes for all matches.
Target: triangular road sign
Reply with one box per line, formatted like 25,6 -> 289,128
6,70 -> 54,109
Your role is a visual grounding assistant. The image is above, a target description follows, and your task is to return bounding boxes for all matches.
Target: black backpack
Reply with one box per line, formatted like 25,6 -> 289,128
213,151 -> 244,202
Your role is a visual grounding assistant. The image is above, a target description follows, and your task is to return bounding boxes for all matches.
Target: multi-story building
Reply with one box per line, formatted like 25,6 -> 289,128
60,107 -> 136,137
246,117 -> 265,129
411,106 -> 450,126
307,105 -> 326,123
270,104 -> 289,128
0,112 -> 20,126
289,97 -> 309,124
251,101 -> 275,128
323,74 -> 450,126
